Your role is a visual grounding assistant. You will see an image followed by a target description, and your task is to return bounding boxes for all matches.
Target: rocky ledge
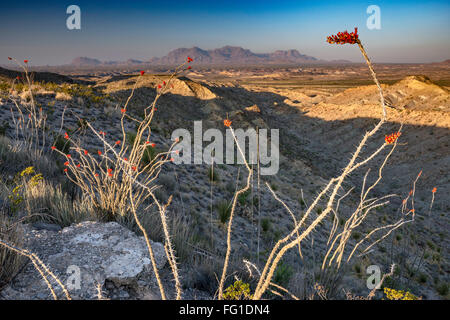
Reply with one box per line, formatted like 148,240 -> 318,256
0,221 -> 167,300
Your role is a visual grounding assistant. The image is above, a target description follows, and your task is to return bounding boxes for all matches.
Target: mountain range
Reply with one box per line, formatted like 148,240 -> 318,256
70,46 -> 340,66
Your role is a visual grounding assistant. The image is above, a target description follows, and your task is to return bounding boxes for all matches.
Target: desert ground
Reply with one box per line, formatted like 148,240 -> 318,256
0,61 -> 448,300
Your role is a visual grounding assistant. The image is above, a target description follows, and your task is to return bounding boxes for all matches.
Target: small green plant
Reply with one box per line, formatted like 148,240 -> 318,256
261,218 -> 271,232
417,273 -> 427,284
352,232 -> 361,240
238,188 -> 251,206
216,200 -> 231,224
436,283 -> 449,296
53,134 -> 71,154
223,280 -> 253,300
273,262 -> 294,287
298,198 -> 306,208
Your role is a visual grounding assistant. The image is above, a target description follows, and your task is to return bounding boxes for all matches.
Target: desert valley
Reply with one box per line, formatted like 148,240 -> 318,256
0,46 -> 449,301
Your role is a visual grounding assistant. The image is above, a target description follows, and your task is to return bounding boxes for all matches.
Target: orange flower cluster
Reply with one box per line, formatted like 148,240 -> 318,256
187,56 -> 193,63
432,187 -> 437,193
224,119 -> 232,127
385,132 -> 401,144
327,28 -> 359,45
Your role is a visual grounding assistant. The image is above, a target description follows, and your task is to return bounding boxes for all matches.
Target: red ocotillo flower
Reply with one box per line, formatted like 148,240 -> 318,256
121,108 -> 126,113
24,59 -> 28,64
157,84 -> 162,89
115,140 -> 121,145
51,146 -> 56,150
327,27 -> 359,45
98,150 -> 102,156
64,161 -> 69,166
8,57 -> 12,60
140,70 -> 145,76
84,149 -> 88,155
64,132 -> 69,139
187,66 -> 192,70
432,187 -> 437,193
385,132 -> 401,144
187,56 -> 193,63
131,166 -> 137,171
66,154 -> 71,158
76,164 -> 81,168
64,168 -> 68,173
224,119 -> 232,127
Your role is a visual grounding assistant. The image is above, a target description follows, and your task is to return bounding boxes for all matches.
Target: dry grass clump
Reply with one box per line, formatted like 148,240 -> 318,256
0,212 -> 25,290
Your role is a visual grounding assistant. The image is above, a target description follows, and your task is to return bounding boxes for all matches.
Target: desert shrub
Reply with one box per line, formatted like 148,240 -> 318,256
216,200 -> 232,224
436,283 -> 449,296
0,213 -> 25,289
52,134 -> 71,154
8,166 -> 42,213
273,262 -> 294,287
383,287 -> 420,300
298,198 -> 306,208
158,173 -> 176,192
0,137 -> 57,179
127,131 -> 160,166
23,177 -> 92,227
261,218 -> 271,232
352,232 -> 361,241
0,82 -> 10,92
417,273 -> 427,284
237,188 -> 251,206
223,280 -> 253,300
0,121 -> 10,136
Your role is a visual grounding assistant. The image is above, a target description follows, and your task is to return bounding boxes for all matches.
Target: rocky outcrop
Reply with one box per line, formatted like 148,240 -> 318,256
0,221 -> 166,300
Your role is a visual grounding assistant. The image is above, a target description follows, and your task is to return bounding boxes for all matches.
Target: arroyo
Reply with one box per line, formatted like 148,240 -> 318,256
171,120 -> 279,175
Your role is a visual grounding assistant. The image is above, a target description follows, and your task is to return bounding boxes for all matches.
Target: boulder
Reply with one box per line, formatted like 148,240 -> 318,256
0,221 -> 166,300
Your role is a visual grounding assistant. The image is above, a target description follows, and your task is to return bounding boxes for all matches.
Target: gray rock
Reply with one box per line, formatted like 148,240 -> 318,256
1,221 -> 166,300
31,222 -> 62,232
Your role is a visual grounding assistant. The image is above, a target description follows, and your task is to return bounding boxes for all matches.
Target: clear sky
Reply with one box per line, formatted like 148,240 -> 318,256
0,0 -> 449,65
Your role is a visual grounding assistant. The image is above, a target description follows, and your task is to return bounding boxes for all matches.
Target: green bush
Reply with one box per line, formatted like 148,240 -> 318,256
273,262 -> 294,287
238,188 -> 251,206
216,200 -> 231,224
53,134 -> 71,154
261,218 -> 271,232
436,283 -> 449,296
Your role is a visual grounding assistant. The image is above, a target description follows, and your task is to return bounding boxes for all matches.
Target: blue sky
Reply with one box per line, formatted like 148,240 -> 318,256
0,0 -> 449,65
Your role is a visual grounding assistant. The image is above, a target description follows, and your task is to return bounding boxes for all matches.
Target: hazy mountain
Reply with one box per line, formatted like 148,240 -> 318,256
70,46 -> 324,67
149,46 -> 318,65
71,57 -> 102,66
